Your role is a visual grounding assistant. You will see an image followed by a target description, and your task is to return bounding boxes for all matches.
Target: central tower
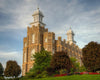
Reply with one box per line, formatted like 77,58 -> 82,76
30,8 -> 46,27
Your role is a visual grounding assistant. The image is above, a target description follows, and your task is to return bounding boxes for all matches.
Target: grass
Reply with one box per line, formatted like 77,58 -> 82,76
20,75 -> 100,80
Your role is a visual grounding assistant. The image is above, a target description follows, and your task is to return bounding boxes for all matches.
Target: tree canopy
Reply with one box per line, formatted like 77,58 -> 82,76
24,49 -> 51,78
4,60 -> 21,77
0,62 -> 4,76
50,51 -> 72,72
33,49 -> 51,72
82,41 -> 100,72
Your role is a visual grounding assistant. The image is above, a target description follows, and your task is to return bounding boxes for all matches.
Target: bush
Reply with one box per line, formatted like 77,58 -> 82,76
46,67 -> 55,76
35,71 -> 48,78
70,68 -> 74,74
59,69 -> 67,74
0,76 -> 5,80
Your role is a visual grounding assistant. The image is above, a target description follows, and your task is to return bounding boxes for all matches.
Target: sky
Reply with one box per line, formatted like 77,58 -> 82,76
0,0 -> 100,70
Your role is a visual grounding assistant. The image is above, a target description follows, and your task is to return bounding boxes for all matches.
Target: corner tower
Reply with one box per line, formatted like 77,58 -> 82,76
66,27 -> 76,44
22,8 -> 48,76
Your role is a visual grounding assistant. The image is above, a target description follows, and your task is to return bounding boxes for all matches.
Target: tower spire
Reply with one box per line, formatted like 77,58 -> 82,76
66,27 -> 76,44
30,6 -> 46,27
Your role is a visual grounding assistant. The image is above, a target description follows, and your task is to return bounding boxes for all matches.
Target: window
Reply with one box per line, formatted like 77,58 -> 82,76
25,43 -> 27,47
52,48 -> 55,54
53,39 -> 55,43
24,53 -> 26,62
32,34 -> 35,43
31,49 -> 35,60
45,38 -> 47,42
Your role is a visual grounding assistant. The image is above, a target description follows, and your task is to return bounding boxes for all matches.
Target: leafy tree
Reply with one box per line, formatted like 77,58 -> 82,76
33,49 -> 51,72
70,57 -> 80,72
50,52 -> 72,72
4,60 -> 21,78
25,49 -> 51,78
79,65 -> 86,72
82,41 -> 100,72
0,63 -> 4,76
70,57 -> 86,72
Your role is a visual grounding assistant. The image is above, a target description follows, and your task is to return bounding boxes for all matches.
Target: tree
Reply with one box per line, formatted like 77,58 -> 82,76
50,52 -> 72,72
25,49 -> 51,78
70,57 -> 80,72
4,60 -> 21,78
82,41 -> 100,72
33,49 -> 51,72
70,57 -> 86,72
0,63 -> 4,76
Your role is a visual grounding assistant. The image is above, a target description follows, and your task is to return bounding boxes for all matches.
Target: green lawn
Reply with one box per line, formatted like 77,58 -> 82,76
21,75 -> 100,80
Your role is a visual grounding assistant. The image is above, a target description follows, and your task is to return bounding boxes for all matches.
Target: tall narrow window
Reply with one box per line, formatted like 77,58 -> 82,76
52,48 -> 55,54
45,38 -> 47,42
32,34 -> 35,43
25,43 -> 27,47
31,49 -> 35,60
24,53 -> 26,62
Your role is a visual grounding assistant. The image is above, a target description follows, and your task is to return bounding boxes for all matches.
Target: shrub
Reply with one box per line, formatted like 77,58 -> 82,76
59,69 -> 67,74
46,67 -> 55,76
0,76 -> 5,80
35,71 -> 48,78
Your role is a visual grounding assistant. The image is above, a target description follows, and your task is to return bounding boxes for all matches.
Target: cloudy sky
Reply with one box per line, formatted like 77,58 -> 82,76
0,0 -> 100,70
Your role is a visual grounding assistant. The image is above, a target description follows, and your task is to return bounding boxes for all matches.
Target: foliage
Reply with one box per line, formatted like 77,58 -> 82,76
70,57 -> 87,72
82,41 -> 100,72
50,52 -> 72,72
4,60 -> 21,78
70,68 -> 74,74
46,67 -> 55,76
79,65 -> 86,72
59,69 -> 67,74
33,48 -> 51,72
0,76 -> 5,80
0,63 -> 4,76
24,49 -> 51,78
35,71 -> 48,78
70,57 -> 80,72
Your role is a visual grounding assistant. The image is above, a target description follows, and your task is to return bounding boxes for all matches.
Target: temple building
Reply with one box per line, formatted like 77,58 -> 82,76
22,8 -> 82,76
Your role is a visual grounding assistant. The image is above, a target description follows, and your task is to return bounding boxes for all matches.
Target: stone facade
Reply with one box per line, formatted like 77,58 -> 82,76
22,8 -> 82,76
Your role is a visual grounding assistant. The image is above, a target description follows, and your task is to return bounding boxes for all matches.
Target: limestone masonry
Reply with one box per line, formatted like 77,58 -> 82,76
22,8 -> 82,76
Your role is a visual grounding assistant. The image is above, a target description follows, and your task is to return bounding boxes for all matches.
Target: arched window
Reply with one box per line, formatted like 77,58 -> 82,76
31,49 -> 35,60
32,34 -> 35,43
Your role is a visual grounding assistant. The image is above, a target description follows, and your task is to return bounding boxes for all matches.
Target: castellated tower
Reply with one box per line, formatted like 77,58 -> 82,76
22,8 -> 82,76
22,8 -> 55,76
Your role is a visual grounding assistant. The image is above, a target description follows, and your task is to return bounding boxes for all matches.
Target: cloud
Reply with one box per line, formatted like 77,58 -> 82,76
0,51 -> 22,69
